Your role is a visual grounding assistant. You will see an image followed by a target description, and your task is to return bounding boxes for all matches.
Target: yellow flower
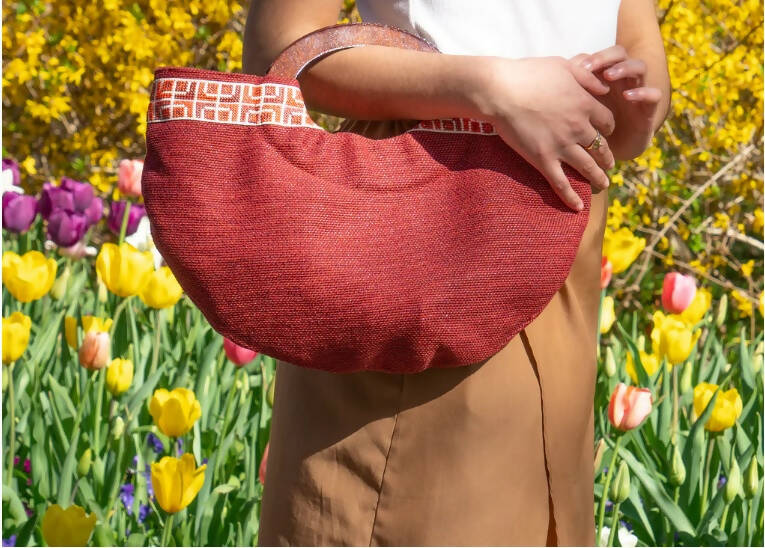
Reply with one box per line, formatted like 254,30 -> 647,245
151,453 -> 207,514
650,310 -> 702,365
693,382 -> 743,432
731,289 -> 754,317
139,266 -> 183,309
599,295 -> 616,334
2,250 -> 57,302
759,291 -> 763,316
64,315 -> 113,349
41,503 -> 97,546
625,349 -> 665,384
740,259 -> 755,278
602,227 -> 646,274
106,358 -> 134,395
149,388 -> 202,437
2,311 -> 32,364
96,242 -> 154,298
679,287 -> 712,326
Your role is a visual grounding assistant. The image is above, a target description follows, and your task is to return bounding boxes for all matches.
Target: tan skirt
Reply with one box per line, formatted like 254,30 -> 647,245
257,151 -> 609,546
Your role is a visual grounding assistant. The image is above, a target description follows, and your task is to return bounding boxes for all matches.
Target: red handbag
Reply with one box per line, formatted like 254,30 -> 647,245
141,23 -> 592,374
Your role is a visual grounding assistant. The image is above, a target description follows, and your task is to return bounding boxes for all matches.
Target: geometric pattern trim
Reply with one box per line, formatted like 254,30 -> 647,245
148,77 -> 497,135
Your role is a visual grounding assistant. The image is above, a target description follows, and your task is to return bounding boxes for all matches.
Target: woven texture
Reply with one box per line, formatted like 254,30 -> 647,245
141,65 -> 592,374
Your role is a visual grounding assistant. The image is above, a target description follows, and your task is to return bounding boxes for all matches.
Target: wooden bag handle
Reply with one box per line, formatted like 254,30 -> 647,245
266,22 -> 438,79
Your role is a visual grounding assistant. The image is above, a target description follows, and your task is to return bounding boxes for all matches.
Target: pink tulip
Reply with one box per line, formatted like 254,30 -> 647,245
608,383 -> 653,431
661,272 -> 697,314
118,159 -> 143,198
223,336 -> 258,367
601,256 -> 613,289
78,331 -> 111,370
259,441 -> 270,484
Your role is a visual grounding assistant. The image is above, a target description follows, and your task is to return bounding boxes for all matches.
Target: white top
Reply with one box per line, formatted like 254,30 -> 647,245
356,0 -> 622,59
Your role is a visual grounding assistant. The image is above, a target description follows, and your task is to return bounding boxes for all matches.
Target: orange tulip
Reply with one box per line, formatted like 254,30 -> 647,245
608,382 -> 653,431
78,331 -> 111,370
601,256 -> 613,289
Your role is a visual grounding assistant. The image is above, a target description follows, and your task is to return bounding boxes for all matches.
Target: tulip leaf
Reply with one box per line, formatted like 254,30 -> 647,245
658,358 -> 672,448
2,484 -> 28,526
739,325 -> 755,390
46,373 -> 77,419
57,419 -> 81,507
609,438 -> 695,535
30,419 -> 51,499
126,367 -> 163,418
615,321 -> 653,389
126,533 -> 146,547
684,383 -> 723,503
213,483 -> 238,495
697,484 -> 726,538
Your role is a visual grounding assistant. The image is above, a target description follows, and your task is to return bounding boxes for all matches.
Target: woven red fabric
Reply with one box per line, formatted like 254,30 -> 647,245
141,66 -> 592,374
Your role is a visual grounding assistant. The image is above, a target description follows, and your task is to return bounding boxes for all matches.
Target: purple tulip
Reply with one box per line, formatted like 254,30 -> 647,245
47,209 -> 88,247
2,192 -> 38,233
2,158 -> 20,187
39,182 -> 75,219
83,196 -> 103,226
60,176 -> 94,212
108,201 -> 145,236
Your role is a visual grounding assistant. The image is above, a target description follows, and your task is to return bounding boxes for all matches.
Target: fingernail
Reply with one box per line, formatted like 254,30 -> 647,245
576,201 -> 584,211
624,90 -> 637,99
583,61 -> 593,70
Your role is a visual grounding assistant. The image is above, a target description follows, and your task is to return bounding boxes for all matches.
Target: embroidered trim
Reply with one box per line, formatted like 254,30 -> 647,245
147,77 -> 497,135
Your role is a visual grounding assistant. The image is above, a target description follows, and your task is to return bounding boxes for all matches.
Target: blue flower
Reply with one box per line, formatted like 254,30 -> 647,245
717,475 -> 727,489
605,499 -> 613,511
3,535 -> 17,547
138,504 -> 151,524
202,457 -> 208,465
619,519 -> 633,532
176,438 -> 183,457
120,483 -> 135,516
146,433 -> 164,454
143,465 -> 154,499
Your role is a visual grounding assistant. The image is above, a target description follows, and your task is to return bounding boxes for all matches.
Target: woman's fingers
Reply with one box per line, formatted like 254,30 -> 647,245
561,143 -> 611,191
537,159 -> 587,212
623,86 -> 662,103
581,45 -> 629,72
603,58 -> 647,81
587,98 -> 617,138
568,61 -> 610,96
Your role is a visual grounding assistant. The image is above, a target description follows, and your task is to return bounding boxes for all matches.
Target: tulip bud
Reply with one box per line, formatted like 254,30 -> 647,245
636,334 -> 646,352
112,416 -> 125,440
724,458 -> 742,502
715,294 -> 728,328
79,331 -> 111,370
603,346 -> 616,377
267,375 -> 276,407
50,265 -> 71,300
752,343 -> 763,375
744,455 -> 759,499
610,461 -> 631,503
223,337 -> 257,367
77,448 -> 92,477
669,444 -> 686,486
680,361 -> 693,394
97,276 -> 108,303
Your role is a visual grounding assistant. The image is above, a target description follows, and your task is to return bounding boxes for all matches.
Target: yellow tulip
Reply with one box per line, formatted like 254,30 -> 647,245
149,387 -> 201,437
599,295 -> 616,334
151,453 -> 207,514
106,358 -> 134,395
602,227 -> 646,274
95,242 -> 154,298
2,250 -> 57,302
65,315 -> 113,349
679,287 -> 712,326
625,349 -> 665,384
41,503 -> 97,547
650,310 -> 702,365
693,382 -> 743,432
2,311 -> 31,364
139,266 -> 183,309
759,291 -> 764,316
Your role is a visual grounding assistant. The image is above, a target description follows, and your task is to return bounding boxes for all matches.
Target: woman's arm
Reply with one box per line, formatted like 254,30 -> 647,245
243,0 -> 618,212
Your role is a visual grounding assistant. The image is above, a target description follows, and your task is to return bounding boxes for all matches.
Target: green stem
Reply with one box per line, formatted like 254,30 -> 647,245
93,369 -> 105,455
607,501 -> 621,546
720,503 -> 729,531
6,364 -> 15,486
596,434 -> 622,546
746,498 -> 752,546
149,309 -> 161,378
118,201 -> 131,246
161,512 -> 175,546
700,435 -> 715,517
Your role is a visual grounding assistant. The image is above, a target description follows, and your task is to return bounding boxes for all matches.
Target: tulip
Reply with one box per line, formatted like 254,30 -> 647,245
112,416 -> 125,439
57,240 -> 97,260
678,287 -> 712,326
693,382 -> 742,432
759,291 -> 764,317
118,159 -> 144,197
599,295 -> 616,334
149,388 -> 201,437
65,315 -> 113,349
600,256 -> 612,289
60,176 -> 94,212
669,444 -> 686,486
40,503 -> 97,547
2,158 -> 21,187
650,310 -> 702,365
625,349 -> 663,384
38,182 -> 75,219
715,293 -> 728,327
724,457 -> 742,503
2,192 -> 38,233
96,242 -> 154,297
139,266 -> 183,309
2,312 -> 31,364
106,358 -> 134,395
50,266 -> 71,300
78,331 -> 111,370
744,455 -> 760,499
77,448 -> 93,477
259,441 -> 270,484
223,337 -> 258,367
46,209 -> 89,247
125,215 -> 165,269
2,250 -> 57,302
661,272 -> 697,314
610,461 -> 630,503
267,375 -> 276,406
108,200 -> 145,236
602,227 -> 646,274
608,382 -> 653,431
151,453 -> 207,513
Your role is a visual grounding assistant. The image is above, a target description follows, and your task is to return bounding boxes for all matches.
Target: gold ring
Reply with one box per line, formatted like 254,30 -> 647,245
584,130 -> 602,151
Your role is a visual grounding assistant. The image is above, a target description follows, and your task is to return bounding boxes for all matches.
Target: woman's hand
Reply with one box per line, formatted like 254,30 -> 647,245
570,46 -> 664,160
474,56 -> 617,212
